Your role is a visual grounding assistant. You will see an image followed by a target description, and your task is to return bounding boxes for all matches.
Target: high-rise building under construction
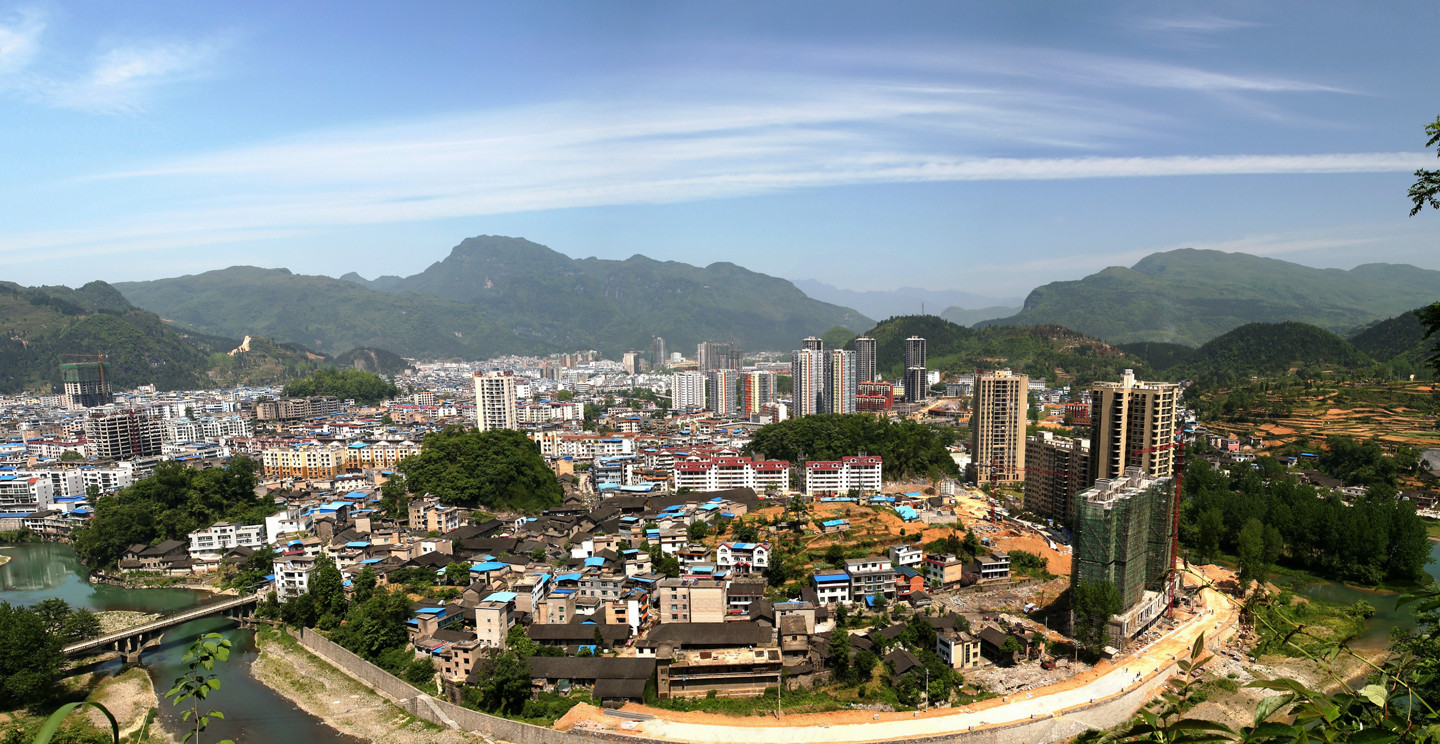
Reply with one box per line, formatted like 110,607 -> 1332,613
1070,467 -> 1174,644
61,362 -> 113,409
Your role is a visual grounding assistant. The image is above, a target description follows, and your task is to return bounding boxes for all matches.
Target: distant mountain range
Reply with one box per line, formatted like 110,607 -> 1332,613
0,280 -> 405,394
119,236 -> 872,359
980,249 -> 1440,347
792,278 -> 1020,326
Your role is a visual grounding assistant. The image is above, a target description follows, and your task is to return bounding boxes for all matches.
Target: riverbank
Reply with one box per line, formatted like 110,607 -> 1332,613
250,626 -> 469,744
0,667 -> 175,743
97,609 -> 160,634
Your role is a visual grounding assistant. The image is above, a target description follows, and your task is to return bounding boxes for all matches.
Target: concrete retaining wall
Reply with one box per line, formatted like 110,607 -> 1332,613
292,626 -> 1175,744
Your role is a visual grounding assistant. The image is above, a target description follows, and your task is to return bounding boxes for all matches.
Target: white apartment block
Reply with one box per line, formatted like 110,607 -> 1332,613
804,455 -> 883,496
163,417 -> 253,444
189,521 -> 267,562
8,469 -> 84,499
79,463 -> 137,494
474,371 -> 518,431
672,456 -> 789,493
671,372 -> 706,410
275,556 -> 315,601
516,401 -> 582,424
0,474 -> 54,512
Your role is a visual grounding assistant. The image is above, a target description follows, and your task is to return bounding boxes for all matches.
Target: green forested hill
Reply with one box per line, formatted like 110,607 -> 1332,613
1169,322 -> 1375,384
1347,306 -> 1438,378
0,281 -> 212,393
1116,341 -> 1195,373
849,315 -> 1149,387
333,347 -> 411,375
345,235 -> 872,356
118,237 -> 871,359
981,249 -> 1440,346
116,266 -> 543,360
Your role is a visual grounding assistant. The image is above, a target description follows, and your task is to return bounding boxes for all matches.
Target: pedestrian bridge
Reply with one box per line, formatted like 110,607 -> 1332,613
64,593 -> 260,661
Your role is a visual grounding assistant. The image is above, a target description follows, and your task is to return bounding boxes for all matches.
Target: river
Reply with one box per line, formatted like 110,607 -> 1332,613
0,542 -> 359,744
1286,539 -> 1440,648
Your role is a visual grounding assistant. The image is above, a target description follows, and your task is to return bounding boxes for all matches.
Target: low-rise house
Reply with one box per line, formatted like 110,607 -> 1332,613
813,571 -> 851,605
119,540 -> 191,573
972,551 -> 1011,583
888,543 -> 923,569
923,553 -> 967,589
937,629 -> 982,669
189,522 -> 266,563
657,646 -> 783,699
716,541 -> 770,574
276,556 -> 316,601
845,556 -> 895,600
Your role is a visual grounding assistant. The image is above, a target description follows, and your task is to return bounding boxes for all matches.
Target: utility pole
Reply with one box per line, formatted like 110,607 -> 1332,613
924,666 -> 930,711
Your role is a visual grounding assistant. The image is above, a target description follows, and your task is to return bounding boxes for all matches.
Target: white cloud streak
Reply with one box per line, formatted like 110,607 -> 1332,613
0,8 -> 222,114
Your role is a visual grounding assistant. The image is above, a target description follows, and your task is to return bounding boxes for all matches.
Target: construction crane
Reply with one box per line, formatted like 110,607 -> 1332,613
1128,440 -> 1187,611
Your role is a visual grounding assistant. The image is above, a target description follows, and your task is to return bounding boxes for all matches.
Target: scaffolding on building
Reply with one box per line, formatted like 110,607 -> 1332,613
1071,467 -> 1174,612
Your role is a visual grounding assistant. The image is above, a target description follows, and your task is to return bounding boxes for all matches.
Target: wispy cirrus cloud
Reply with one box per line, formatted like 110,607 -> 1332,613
0,7 -> 224,113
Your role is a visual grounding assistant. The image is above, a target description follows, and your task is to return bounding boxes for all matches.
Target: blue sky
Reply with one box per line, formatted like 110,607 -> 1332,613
1,1 -> 1437,299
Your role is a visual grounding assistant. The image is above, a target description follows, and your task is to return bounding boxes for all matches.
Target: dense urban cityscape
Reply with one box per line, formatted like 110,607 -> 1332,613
4,3 -> 1440,744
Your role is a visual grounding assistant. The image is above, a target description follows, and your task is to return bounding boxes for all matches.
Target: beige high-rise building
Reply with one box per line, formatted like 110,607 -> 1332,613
1024,431 -> 1091,522
474,371 -> 518,431
971,369 -> 1027,484
1088,369 -> 1179,483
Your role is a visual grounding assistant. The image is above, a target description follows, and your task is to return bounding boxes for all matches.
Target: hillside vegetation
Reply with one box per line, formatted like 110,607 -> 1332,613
397,427 -> 562,513
0,280 -> 212,393
282,367 -> 400,405
745,414 -> 960,480
850,315 -> 1149,387
1170,322 -> 1375,385
116,266 -> 538,360
982,248 -> 1440,346
119,236 -> 871,358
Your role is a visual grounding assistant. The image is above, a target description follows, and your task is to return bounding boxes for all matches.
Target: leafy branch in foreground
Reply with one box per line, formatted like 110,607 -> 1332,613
164,633 -> 235,744
1102,569 -> 1440,743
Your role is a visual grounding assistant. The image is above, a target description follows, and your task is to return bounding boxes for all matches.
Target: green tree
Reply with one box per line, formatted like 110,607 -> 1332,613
1071,580 -> 1122,652
352,567 -> 379,603
282,367 -> 399,405
0,601 -> 62,709
164,633 -> 235,744
998,635 -> 1024,666
687,520 -> 711,542
398,427 -> 561,512
1236,517 -> 1267,590
332,587 -> 412,661
961,530 -> 981,559
72,458 -> 264,569
444,561 -> 473,586
465,650 -> 532,715
827,630 -> 852,684
307,554 -> 347,623
1408,114 -> 1440,216
378,474 -> 411,521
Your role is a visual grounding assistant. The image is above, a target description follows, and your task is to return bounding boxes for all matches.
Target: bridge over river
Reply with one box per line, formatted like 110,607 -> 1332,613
65,593 -> 260,661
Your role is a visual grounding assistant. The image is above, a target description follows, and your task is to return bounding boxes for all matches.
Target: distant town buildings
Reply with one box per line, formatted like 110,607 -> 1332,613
84,409 -> 164,460
651,336 -> 667,369
697,341 -> 742,373
856,380 -> 893,411
1089,369 -> 1179,483
474,371 -> 518,431
789,348 -> 824,417
853,336 -> 877,383
904,336 -> 927,403
971,369 -> 1027,485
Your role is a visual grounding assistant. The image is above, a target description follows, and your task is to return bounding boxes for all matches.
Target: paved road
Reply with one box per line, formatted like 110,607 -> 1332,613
625,569 -> 1239,744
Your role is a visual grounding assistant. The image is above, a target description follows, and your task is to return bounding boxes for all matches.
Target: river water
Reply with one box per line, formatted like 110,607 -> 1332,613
0,542 -> 358,744
1286,540 -> 1440,648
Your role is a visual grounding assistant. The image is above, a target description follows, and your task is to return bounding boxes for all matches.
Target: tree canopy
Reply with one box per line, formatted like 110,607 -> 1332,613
745,414 -> 959,480
282,367 -> 399,405
398,427 -> 562,512
72,457 -> 266,569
